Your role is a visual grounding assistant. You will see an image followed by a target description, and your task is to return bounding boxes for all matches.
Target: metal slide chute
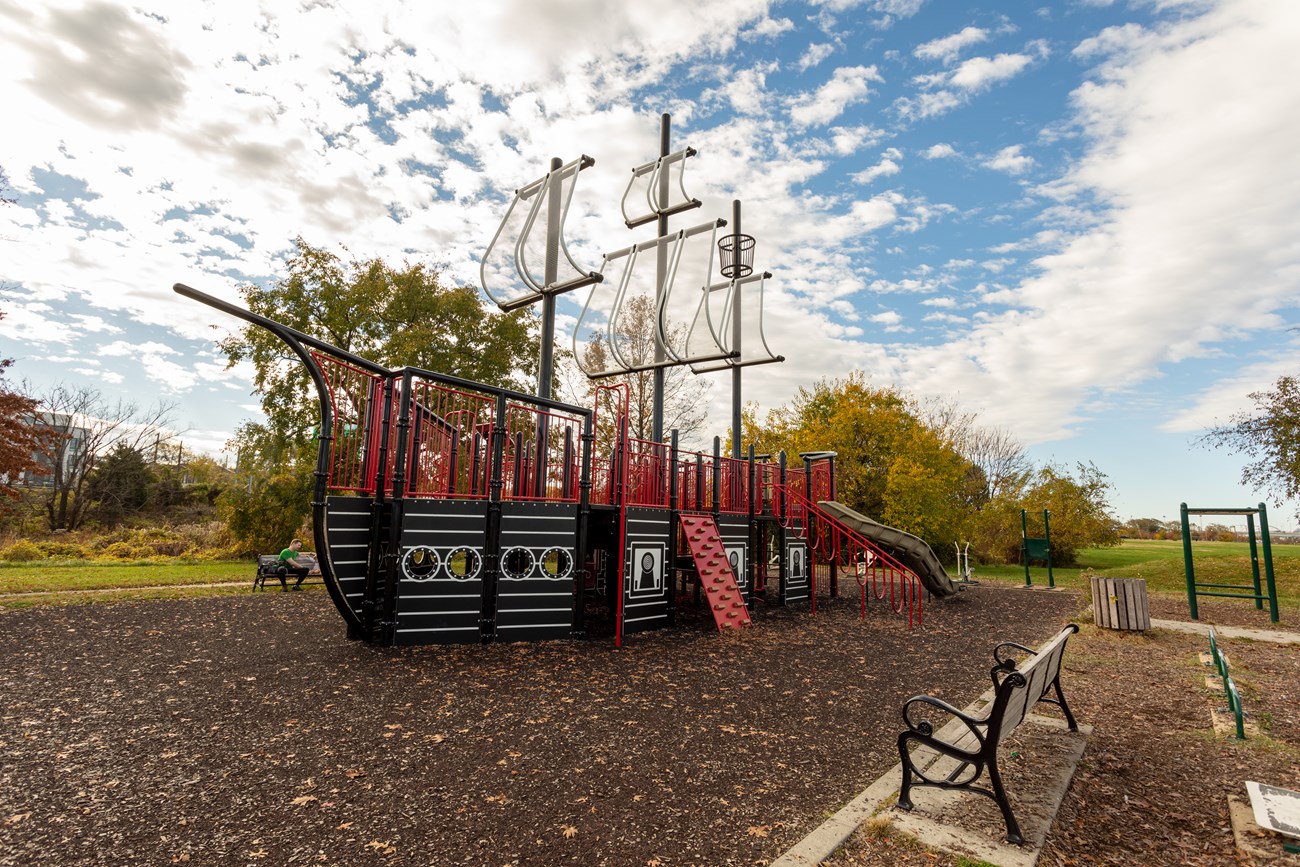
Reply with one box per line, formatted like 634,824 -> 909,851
816,500 -> 959,598
480,155 -> 602,312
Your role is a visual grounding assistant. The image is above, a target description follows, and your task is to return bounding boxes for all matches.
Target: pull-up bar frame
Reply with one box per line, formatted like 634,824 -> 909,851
1179,502 -> 1279,623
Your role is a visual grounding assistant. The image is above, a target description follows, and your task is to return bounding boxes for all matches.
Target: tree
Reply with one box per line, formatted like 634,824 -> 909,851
968,461 -> 1119,565
25,383 -> 176,531
1199,375 -> 1300,502
0,165 -> 15,206
86,443 -> 151,525
754,373 -> 972,551
218,463 -> 314,555
917,397 -> 1032,501
0,313 -> 47,505
575,294 -> 711,443
219,238 -> 540,465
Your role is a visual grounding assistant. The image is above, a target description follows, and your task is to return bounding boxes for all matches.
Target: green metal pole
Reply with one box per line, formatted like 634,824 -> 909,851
1043,509 -> 1054,588
1258,503 -> 1280,623
1246,513 -> 1262,610
1181,502 -> 1198,620
1021,509 -> 1031,587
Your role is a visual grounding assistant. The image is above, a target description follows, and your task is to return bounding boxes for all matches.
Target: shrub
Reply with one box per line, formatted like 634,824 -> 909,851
0,539 -> 42,562
101,541 -> 154,561
36,541 -> 89,560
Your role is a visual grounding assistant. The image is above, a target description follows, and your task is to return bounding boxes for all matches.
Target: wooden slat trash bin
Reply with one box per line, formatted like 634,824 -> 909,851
1091,575 -> 1150,631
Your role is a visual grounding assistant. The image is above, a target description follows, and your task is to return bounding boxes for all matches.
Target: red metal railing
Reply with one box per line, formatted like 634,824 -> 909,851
405,379 -> 496,499
718,455 -> 749,513
754,462 -> 781,517
500,403 -> 585,502
312,351 -> 386,495
589,384 -> 628,507
775,483 -> 923,627
626,438 -> 670,507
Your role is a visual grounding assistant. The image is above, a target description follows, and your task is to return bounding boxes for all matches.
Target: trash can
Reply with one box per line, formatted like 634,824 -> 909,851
1091,575 -> 1150,631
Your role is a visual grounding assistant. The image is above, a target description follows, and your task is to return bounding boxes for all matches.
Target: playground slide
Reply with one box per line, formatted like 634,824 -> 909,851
817,501 -> 958,599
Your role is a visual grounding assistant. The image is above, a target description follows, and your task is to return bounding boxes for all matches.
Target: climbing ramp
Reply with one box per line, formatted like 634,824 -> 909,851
679,514 -> 752,631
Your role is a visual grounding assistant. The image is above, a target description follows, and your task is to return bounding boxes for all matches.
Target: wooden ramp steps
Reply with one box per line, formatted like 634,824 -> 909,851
679,514 -> 752,632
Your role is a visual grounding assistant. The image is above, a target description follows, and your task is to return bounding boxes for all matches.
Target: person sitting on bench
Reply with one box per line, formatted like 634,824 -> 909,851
276,539 -> 311,591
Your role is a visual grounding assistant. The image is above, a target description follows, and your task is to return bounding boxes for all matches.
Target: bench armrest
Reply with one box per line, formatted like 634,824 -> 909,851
993,640 -> 1037,667
901,693 -> 988,744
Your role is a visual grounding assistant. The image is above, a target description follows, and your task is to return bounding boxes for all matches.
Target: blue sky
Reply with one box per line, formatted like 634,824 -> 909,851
2,0 -> 1299,529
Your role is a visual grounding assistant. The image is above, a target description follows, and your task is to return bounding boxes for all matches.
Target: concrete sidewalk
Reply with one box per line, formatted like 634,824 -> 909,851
1151,617 -> 1300,645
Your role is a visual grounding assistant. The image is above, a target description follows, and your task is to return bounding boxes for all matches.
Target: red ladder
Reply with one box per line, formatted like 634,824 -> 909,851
679,514 -> 753,631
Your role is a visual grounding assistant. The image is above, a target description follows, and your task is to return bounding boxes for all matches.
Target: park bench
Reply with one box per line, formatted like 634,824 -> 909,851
253,553 -> 322,591
896,623 -> 1080,845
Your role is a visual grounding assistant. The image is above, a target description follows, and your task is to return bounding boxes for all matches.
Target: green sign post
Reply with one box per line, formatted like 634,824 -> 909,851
1021,509 -> 1053,588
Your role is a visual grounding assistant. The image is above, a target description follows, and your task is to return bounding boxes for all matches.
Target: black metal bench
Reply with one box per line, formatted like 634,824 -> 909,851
896,623 -> 1080,844
253,553 -> 321,591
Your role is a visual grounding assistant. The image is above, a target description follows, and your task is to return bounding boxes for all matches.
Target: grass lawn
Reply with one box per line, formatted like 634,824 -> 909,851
3,539 -> 1297,613
0,560 -> 251,598
973,538 -> 1300,609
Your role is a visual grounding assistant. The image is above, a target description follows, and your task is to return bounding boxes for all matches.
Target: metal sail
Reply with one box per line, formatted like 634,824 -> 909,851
688,272 -> 785,373
620,147 -> 701,229
480,155 -> 602,312
572,219 -> 737,378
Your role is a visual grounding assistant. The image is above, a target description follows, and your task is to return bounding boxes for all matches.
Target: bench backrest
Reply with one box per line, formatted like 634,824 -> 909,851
990,625 -> 1076,743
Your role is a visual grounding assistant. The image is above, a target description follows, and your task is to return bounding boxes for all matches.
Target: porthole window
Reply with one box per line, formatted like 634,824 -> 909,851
540,547 -> 573,580
401,546 -> 440,581
501,546 -> 536,580
443,547 -> 482,581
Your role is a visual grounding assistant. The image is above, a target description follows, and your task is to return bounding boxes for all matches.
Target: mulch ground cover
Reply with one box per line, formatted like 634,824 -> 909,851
0,584 -> 1081,866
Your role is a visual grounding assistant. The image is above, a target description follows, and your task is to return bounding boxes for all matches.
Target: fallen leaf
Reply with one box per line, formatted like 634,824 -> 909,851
747,825 -> 770,838
290,795 -> 318,807
335,822 -> 353,830
366,840 -> 396,854
561,825 -> 578,839
344,769 -> 367,779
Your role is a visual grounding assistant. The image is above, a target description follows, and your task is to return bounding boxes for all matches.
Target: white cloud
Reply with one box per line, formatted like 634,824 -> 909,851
985,145 -> 1035,174
914,26 -> 988,64
1162,354 -> 1300,432
923,143 -> 958,159
744,16 -> 795,40
799,42 -> 837,71
897,0 -> 1300,442
851,148 -> 904,184
950,53 -> 1034,90
99,340 -> 178,358
790,65 -> 882,127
